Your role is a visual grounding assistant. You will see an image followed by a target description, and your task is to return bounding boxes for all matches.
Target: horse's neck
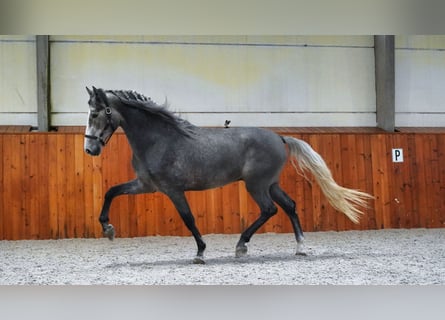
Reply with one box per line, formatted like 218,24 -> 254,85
117,106 -> 178,154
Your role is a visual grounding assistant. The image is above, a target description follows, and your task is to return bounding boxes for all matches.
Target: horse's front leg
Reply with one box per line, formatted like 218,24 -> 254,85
166,191 -> 206,264
98,178 -> 151,240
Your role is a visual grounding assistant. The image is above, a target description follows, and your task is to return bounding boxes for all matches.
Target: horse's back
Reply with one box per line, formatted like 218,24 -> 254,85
192,127 -> 287,187
140,126 -> 287,192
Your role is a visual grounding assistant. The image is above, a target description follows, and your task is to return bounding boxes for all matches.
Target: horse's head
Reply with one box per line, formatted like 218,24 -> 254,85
84,86 -> 119,156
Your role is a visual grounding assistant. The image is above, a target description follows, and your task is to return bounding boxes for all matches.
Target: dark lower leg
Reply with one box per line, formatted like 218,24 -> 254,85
167,192 -> 206,263
269,183 -> 305,245
236,189 -> 277,256
98,179 -> 147,239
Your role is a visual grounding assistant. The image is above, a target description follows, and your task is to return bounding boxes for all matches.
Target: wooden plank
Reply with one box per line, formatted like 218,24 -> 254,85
405,134 -> 419,228
363,135 -> 377,230
153,192 -> 167,236
424,135 -> 441,227
11,135 -> 26,240
350,134 -> 369,231
2,136 -> 16,239
82,136 -> 95,237
47,135 -> 59,238
135,193 -> 147,238
430,134 -> 444,228
56,134 -> 67,238
221,181 -> 241,234
414,135 -> 428,227
2,136 -> 11,239
16,135 -> 27,240
37,134 -> 50,239
423,135 -> 436,227
0,135 -> 3,239
340,134 -> 356,230
74,134 -> 86,237
20,135 -> 31,239
381,134 -> 393,229
352,134 -> 372,231
389,134 -> 412,229
205,189 -> 216,235
360,134 -> 376,229
370,134 -> 391,229
64,134 -> 76,238
144,193 -> 157,236
27,134 -> 40,239
221,183 -> 233,234
437,134 -> 445,227
212,187 -> 225,234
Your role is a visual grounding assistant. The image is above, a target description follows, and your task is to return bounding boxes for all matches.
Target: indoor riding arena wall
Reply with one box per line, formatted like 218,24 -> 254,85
1,35 -> 445,240
1,126 -> 444,240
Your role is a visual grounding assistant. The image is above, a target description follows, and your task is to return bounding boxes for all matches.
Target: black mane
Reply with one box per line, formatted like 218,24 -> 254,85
107,89 -> 196,137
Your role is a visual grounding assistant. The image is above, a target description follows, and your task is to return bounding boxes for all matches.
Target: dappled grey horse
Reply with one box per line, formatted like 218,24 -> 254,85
84,86 -> 372,264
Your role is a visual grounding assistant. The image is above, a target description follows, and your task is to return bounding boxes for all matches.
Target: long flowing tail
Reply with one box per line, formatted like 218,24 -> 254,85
282,136 -> 373,224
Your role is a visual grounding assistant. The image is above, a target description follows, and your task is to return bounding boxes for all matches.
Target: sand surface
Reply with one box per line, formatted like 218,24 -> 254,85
1,228 -> 443,285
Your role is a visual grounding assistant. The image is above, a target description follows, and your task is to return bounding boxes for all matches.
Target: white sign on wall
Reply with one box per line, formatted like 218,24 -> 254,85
392,148 -> 404,163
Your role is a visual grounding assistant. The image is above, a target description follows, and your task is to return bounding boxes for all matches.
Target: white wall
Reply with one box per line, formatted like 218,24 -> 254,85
2,35 -> 444,128
50,36 -> 376,127
0,35 -> 37,125
396,36 -> 445,127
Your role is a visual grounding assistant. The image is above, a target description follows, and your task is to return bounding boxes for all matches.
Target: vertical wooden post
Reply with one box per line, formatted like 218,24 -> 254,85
375,35 -> 395,132
36,35 -> 50,131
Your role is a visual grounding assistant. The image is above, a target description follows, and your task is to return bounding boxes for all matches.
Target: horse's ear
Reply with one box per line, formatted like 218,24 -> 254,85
86,86 -> 93,96
95,87 -> 109,107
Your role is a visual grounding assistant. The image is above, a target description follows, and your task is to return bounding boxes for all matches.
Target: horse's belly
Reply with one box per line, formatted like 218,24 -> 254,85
183,166 -> 242,191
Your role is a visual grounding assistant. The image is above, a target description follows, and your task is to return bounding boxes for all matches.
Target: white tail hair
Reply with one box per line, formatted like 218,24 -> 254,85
283,136 -> 373,224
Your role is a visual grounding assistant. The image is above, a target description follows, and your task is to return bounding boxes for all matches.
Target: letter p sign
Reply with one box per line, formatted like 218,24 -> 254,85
392,148 -> 404,163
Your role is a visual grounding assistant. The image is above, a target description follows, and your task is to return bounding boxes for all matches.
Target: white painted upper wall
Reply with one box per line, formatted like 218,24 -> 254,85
49,35 -> 376,127
395,36 -> 445,127
0,35 -> 37,125
2,35 -> 444,128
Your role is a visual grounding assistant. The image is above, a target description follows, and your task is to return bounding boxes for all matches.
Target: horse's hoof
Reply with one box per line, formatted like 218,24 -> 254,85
103,224 -> 115,241
193,257 -> 205,264
295,242 -> 307,256
235,245 -> 248,258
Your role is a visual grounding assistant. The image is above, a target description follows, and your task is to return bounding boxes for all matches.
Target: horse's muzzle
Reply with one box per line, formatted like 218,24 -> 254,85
84,145 -> 101,156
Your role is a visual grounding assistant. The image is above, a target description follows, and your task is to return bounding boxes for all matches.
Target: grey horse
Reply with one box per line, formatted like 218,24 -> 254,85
84,86 -> 372,264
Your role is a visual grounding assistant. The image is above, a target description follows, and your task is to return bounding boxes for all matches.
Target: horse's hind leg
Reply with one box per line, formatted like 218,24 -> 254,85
269,183 -> 306,255
166,191 -> 206,264
236,185 -> 278,257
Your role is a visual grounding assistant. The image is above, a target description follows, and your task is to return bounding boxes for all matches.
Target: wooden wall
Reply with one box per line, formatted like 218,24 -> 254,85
0,127 -> 444,240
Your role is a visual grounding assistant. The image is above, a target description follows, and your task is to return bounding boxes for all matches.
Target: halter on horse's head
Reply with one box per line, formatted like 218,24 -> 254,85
84,86 -> 118,156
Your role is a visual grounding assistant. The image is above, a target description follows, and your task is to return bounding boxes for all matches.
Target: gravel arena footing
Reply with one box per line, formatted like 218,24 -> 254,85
0,228 -> 443,285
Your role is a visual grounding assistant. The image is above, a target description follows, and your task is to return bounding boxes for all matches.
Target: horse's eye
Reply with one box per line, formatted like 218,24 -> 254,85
91,113 -> 99,119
